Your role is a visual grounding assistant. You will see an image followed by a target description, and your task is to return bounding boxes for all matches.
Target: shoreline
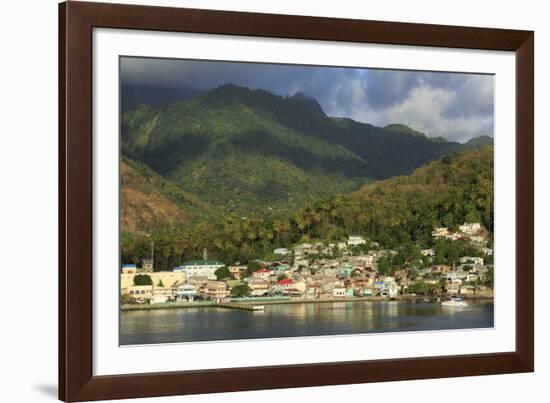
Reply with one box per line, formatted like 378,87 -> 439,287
121,294 -> 493,312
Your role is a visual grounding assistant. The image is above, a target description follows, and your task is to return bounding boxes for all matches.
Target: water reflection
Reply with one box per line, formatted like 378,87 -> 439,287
120,300 -> 494,345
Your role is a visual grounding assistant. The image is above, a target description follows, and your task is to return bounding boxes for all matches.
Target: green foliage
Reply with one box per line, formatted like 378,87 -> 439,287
133,274 -> 152,286
408,281 -> 440,295
245,260 -> 263,277
230,283 -> 252,298
433,239 -> 483,266
118,85 -> 494,271
120,147 -> 494,271
120,293 -> 136,305
215,266 -> 232,280
485,266 -> 494,288
157,279 -> 165,287
121,84 -> 492,225
277,274 -> 288,281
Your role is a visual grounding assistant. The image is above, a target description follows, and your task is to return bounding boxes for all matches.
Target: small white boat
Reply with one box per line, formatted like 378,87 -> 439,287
252,305 -> 265,311
441,297 -> 468,307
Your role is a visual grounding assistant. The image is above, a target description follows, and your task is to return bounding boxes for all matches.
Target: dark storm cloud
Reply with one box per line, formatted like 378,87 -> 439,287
121,57 -> 494,142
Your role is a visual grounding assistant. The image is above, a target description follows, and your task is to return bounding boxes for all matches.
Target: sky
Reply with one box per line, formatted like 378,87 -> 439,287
121,57 -> 494,143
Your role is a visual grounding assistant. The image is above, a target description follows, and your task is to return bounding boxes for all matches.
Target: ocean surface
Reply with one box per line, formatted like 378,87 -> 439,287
120,300 -> 494,345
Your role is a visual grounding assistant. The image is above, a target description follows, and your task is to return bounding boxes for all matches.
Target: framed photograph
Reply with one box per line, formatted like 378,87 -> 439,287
59,1 -> 533,401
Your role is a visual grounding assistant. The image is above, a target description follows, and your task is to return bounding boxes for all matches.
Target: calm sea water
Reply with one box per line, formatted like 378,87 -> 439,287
120,300 -> 494,345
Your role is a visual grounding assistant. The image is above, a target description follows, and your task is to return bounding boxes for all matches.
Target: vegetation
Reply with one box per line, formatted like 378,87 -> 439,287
121,84 -> 492,228
121,146 -> 493,271
214,266 -> 232,280
133,274 -> 153,286
120,293 -> 136,305
230,283 -> 252,298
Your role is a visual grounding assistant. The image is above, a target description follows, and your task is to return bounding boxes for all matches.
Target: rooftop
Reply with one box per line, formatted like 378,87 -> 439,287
181,260 -> 224,267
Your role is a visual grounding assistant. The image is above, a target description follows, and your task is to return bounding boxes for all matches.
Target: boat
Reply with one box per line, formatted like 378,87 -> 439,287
252,305 -> 265,311
441,297 -> 468,307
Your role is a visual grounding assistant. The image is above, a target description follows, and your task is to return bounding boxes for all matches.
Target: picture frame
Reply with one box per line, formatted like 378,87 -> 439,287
59,1 -> 534,401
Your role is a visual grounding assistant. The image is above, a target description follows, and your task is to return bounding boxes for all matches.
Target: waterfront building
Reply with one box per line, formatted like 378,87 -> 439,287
360,287 -> 374,296
152,287 -> 174,304
175,284 -> 198,301
175,259 -> 225,280
120,270 -> 186,290
201,281 -> 230,301
125,285 -> 153,299
121,264 -> 137,274
332,287 -> 346,297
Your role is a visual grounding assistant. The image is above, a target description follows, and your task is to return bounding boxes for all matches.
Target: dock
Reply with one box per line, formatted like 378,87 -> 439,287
215,303 -> 265,312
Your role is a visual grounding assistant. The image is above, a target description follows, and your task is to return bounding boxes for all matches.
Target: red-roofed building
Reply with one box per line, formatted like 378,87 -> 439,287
277,278 -> 294,290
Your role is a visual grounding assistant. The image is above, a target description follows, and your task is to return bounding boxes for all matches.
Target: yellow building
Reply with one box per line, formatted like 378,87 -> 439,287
121,271 -> 186,291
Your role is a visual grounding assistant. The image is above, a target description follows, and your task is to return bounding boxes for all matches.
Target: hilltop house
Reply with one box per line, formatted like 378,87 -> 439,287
432,227 -> 449,238
459,256 -> 484,266
459,222 -> 482,234
347,235 -> 366,246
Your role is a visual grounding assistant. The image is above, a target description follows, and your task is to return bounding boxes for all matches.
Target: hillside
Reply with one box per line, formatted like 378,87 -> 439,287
121,84 -> 492,220
121,158 -> 212,232
121,147 -> 494,269
294,146 -> 494,246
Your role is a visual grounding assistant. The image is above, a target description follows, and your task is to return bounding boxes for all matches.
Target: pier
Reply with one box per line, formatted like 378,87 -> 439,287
215,303 -> 265,312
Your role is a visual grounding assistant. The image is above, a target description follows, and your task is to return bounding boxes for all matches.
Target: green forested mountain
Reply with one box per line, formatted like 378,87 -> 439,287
121,84 -> 492,229
294,146 -> 494,247
121,146 -> 493,270
121,157 -> 213,232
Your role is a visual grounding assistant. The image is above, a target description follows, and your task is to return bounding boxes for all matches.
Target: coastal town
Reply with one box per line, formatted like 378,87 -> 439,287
120,222 -> 494,308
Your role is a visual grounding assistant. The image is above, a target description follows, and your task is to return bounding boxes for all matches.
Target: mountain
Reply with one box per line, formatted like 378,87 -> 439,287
121,157 -> 212,232
121,82 -> 202,112
461,135 -> 494,150
297,145 -> 494,246
121,83 -> 492,222
121,146 -> 494,269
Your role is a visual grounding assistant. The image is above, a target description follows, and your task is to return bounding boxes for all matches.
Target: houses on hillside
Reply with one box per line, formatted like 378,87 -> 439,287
121,223 -> 494,305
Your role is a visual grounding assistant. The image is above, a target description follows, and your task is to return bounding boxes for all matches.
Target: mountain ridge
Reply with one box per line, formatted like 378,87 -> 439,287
121,84 -> 492,227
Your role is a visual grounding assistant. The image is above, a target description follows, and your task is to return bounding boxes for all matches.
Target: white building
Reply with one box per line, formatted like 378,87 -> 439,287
459,256 -> 484,266
459,223 -> 482,234
273,248 -> 291,255
174,259 -> 225,280
431,227 -> 449,238
347,235 -> 366,246
421,249 -> 436,257
175,284 -> 198,301
333,287 -> 346,297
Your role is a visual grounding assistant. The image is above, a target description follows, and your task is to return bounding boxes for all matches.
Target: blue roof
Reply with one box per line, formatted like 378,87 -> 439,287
122,264 -> 136,268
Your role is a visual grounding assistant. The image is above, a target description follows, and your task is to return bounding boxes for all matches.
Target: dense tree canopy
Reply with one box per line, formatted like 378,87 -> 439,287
121,147 -> 493,271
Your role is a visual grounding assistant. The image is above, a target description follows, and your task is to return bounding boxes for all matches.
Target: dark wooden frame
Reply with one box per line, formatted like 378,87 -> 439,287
59,1 -> 534,401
